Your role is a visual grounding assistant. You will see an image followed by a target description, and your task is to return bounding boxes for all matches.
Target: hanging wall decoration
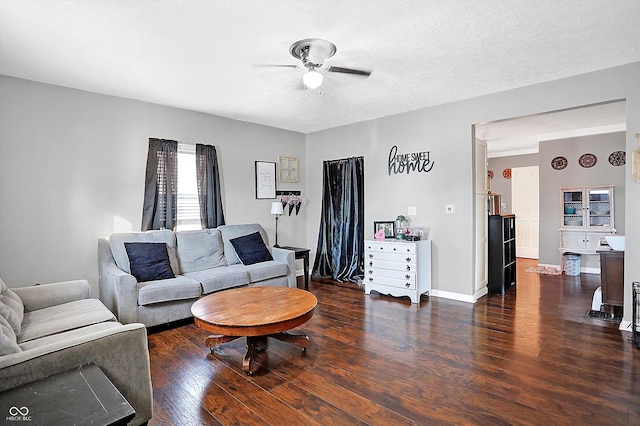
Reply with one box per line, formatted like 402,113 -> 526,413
387,145 -> 434,175
578,153 -> 597,168
551,156 -> 568,170
608,151 -> 625,166
502,168 -> 511,179
255,161 -> 276,199
278,156 -> 299,183
488,170 -> 494,179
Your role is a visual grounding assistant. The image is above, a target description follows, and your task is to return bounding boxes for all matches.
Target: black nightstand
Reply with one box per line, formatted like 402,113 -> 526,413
278,246 -> 310,290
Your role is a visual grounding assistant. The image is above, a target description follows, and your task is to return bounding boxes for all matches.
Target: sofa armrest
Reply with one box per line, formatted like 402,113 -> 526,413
13,280 -> 91,312
272,247 -> 297,288
98,238 -> 140,324
0,323 -> 152,426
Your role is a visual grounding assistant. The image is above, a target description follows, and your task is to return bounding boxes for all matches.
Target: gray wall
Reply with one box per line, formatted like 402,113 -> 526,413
0,76 -> 306,295
538,133 -> 626,269
305,62 -> 640,322
487,153 -> 539,213
2,62 -> 640,322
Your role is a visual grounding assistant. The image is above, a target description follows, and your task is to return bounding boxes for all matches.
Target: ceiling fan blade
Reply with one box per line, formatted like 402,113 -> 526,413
253,64 -> 300,69
326,66 -> 371,77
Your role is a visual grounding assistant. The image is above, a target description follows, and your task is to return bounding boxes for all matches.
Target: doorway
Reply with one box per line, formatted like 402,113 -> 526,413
473,100 -> 626,300
512,166 -> 539,259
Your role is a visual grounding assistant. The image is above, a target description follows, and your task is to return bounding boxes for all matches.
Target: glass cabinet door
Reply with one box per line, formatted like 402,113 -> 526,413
562,190 -> 583,227
588,188 -> 612,228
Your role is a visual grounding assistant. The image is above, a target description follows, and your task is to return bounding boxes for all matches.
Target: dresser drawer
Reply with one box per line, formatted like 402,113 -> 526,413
365,251 -> 417,264
365,259 -> 417,272
366,274 -> 416,290
365,242 -> 416,254
366,268 -> 416,282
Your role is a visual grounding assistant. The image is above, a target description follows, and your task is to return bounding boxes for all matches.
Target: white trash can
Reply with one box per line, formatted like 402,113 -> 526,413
563,252 -> 581,276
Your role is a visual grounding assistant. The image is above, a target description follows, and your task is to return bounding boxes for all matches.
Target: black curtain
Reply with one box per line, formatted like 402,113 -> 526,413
195,143 -> 225,228
141,138 -> 178,231
312,156 -> 364,283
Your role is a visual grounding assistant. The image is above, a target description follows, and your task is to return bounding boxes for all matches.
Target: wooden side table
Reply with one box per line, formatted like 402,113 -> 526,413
279,246 -> 311,290
0,364 -> 135,425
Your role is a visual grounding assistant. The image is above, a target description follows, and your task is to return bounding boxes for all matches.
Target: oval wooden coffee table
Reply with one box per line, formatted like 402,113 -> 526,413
191,286 -> 317,375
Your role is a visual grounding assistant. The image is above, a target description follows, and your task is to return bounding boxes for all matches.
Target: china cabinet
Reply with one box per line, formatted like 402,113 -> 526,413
559,185 -> 616,254
364,239 -> 431,303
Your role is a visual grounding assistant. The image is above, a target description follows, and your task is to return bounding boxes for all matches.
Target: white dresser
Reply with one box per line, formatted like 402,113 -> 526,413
364,239 -> 432,303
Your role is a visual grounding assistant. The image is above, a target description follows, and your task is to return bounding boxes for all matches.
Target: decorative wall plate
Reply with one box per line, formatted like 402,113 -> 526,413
578,153 -> 597,168
551,156 -> 567,170
608,151 -> 625,166
488,170 -> 494,179
502,168 -> 511,179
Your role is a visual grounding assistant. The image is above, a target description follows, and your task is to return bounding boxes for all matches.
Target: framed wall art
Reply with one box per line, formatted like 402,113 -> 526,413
374,221 -> 396,239
255,161 -> 276,199
278,156 -> 299,183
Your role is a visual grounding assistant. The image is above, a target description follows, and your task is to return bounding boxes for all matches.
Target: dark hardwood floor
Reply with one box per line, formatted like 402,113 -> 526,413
147,259 -> 639,425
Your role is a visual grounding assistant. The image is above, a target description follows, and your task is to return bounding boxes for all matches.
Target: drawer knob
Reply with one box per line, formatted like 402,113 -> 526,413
406,257 -> 411,262
369,270 -> 373,274
369,261 -> 373,266
369,254 -> 373,258
369,277 -> 373,282
406,265 -> 411,271
393,248 -> 397,251
405,283 -> 410,288
405,274 -> 410,279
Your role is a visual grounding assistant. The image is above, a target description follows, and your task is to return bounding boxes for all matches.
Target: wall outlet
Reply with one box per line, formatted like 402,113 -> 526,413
446,204 -> 455,214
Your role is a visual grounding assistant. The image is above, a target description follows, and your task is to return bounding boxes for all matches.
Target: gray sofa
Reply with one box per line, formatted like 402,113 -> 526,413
98,223 -> 296,327
0,278 -> 152,426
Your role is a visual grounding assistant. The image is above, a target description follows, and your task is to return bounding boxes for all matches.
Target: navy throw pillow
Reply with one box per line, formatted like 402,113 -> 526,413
124,242 -> 176,282
229,232 -> 273,265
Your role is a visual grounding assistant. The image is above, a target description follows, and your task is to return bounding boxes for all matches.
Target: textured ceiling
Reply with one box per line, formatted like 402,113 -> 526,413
1,0 -> 639,135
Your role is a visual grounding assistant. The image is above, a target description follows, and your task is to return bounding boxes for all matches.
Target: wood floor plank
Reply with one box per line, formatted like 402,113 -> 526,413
148,258 -> 639,425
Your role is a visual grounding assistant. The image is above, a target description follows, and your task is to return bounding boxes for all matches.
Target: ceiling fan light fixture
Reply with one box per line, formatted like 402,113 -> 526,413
303,69 -> 323,89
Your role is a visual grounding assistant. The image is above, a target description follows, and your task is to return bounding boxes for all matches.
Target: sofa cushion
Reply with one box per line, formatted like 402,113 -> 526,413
244,260 -> 289,283
125,242 -> 176,282
218,224 -> 270,265
18,299 -> 116,344
0,277 -> 24,335
183,264 -> 250,294
176,229 -> 227,273
18,321 -> 123,351
0,315 -> 20,355
137,276 -> 202,306
110,230 -> 180,275
230,231 -> 273,265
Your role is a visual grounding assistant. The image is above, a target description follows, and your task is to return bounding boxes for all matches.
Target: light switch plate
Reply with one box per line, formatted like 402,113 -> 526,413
408,206 -> 417,216
446,204 -> 455,214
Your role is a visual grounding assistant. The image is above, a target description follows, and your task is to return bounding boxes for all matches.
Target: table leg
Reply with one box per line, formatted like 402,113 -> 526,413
243,336 -> 266,375
269,331 -> 310,352
205,334 -> 239,353
303,253 -> 309,290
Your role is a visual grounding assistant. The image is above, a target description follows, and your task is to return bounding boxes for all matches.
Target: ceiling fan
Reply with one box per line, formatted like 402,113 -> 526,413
266,38 -> 372,90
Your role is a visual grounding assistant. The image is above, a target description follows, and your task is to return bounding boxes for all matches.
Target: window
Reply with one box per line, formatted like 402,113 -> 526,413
176,144 -> 201,231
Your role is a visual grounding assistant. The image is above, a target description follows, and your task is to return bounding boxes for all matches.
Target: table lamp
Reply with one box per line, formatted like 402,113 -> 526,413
270,201 -> 284,247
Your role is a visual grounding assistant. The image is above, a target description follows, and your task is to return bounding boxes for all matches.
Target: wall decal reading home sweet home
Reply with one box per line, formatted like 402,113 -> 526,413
388,145 -> 435,175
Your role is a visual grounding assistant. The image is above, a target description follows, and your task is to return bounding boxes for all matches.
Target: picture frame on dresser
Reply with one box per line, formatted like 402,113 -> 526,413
374,221 -> 396,238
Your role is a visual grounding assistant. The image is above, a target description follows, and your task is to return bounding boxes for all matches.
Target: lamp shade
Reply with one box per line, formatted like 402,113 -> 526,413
271,201 -> 284,215
303,69 -> 323,89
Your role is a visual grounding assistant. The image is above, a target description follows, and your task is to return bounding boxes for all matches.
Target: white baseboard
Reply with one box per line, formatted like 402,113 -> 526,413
431,289 -> 476,304
619,320 -> 633,332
